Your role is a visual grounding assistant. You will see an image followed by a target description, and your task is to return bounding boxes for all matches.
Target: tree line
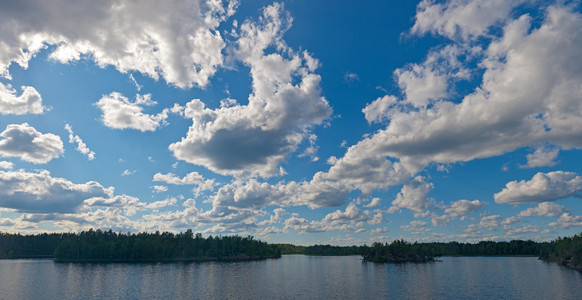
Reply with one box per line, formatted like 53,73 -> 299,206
1,229 -> 281,261
539,233 -> 582,270
1,229 -> 580,268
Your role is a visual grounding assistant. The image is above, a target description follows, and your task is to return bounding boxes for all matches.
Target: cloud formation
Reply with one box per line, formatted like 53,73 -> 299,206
64,124 -> 95,160
494,171 -> 582,204
96,93 -> 170,132
0,123 -> 63,164
412,0 -> 527,40
518,202 -> 566,217
0,0 -> 237,88
0,170 -> 112,213
169,3 -> 332,177
0,83 -> 45,114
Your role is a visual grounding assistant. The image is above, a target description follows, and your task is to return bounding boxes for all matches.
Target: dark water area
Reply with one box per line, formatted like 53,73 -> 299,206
1,255 -> 581,299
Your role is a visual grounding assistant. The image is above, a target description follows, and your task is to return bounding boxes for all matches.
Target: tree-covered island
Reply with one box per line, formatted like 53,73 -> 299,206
1,229 -> 281,262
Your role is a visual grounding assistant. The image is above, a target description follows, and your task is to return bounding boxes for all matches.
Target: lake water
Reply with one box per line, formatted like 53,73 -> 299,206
1,255 -> 581,299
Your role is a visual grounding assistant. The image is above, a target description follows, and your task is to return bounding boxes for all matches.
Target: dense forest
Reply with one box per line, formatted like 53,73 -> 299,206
276,244 -> 363,256
360,239 -> 545,263
1,229 -> 280,261
1,230 -> 581,268
539,233 -> 582,270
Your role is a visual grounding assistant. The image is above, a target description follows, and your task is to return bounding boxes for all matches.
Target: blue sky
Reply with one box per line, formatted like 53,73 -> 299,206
1,0 -> 582,245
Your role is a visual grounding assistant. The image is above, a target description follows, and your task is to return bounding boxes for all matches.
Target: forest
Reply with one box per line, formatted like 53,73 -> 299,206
0,229 -> 580,268
539,233 -> 582,270
0,229 -> 281,261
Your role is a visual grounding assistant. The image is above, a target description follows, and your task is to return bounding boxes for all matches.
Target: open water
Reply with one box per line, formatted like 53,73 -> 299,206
0,255 -> 581,299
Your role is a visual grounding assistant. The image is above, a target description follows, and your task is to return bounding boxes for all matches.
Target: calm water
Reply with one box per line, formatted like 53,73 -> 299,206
1,256 -> 581,299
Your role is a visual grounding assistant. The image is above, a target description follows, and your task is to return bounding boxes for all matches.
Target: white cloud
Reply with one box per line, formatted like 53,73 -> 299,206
153,171 -> 216,195
0,123 -> 63,164
401,220 -> 429,234
370,227 -> 388,234
395,64 -> 448,108
364,197 -> 382,208
257,208 -> 287,226
0,0 -> 237,88
494,171 -> 582,204
153,171 -> 212,186
169,4 -> 332,177
367,212 -> 384,225
362,95 -> 397,124
151,185 -> 168,193
389,176 -> 434,213
121,169 -> 136,176
0,169 -> 114,213
549,213 -> 582,229
298,134 -> 320,162
146,197 -> 178,209
310,5 -> 582,207
518,202 -> 566,217
505,224 -> 541,236
64,124 -> 95,160
477,215 -> 502,230
0,161 -> 13,169
522,146 -> 559,168
0,83 -> 45,114
323,202 -> 369,225
444,199 -> 486,217
96,93 -> 170,132
411,0 -> 527,40
344,72 -> 359,82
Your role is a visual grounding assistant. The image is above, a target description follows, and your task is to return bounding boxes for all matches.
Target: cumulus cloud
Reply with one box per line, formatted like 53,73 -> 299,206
257,208 -> 287,226
373,6 -> 582,167
169,3 -> 332,177
444,199 -> 486,217
298,134 -> 320,162
323,202 -> 369,225
0,123 -> 63,164
477,215 -> 502,230
364,197 -> 382,208
518,202 -> 566,217
0,0 -> 237,88
146,197 -> 178,209
389,176 -> 434,213
401,220 -> 429,234
153,171 -> 214,186
549,213 -> 582,229
153,171 -> 216,195
494,171 -> 582,204
304,5 -> 582,209
151,185 -> 168,193
411,0 -> 527,40
0,169 -> 114,213
96,93 -> 170,132
522,146 -> 559,168
362,95 -> 397,124
64,124 -> 95,160
0,161 -> 13,169
0,83 -> 45,114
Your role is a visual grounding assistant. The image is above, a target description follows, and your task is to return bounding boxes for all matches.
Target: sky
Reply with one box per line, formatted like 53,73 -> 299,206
1,0 -> 582,245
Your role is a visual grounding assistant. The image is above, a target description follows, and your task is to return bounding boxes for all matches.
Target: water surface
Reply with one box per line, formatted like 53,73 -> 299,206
0,256 -> 580,299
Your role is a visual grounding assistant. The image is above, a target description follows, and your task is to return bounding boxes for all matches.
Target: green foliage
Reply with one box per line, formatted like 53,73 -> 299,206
362,240 -> 435,263
1,229 -> 281,262
540,233 -> 582,269
0,232 -> 71,258
361,239 -> 544,263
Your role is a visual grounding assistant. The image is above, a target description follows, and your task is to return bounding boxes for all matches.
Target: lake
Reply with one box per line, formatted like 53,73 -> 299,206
1,255 -> 581,299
